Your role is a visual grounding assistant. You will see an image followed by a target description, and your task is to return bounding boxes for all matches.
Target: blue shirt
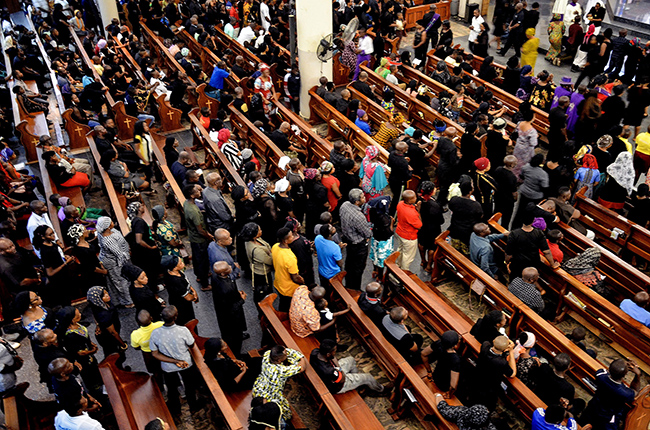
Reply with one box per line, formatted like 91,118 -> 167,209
314,235 -> 342,279
355,118 -> 371,135
620,299 -> 650,327
209,67 -> 230,90
469,232 -> 505,277
531,408 -> 577,430
208,242 -> 241,280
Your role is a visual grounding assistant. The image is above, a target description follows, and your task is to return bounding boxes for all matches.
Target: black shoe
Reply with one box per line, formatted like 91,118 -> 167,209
242,332 -> 251,340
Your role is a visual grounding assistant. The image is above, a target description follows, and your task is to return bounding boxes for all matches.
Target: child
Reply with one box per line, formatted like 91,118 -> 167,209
394,13 -> 405,49
314,298 -> 338,343
566,326 -> 597,359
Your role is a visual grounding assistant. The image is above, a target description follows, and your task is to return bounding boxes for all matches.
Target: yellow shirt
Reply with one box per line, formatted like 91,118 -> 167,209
272,243 -> 300,297
618,137 -> 633,154
635,132 -> 650,156
130,321 -> 164,352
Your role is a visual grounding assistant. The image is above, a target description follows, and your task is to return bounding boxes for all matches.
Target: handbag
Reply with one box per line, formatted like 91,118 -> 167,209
0,338 -> 22,371
468,278 -> 487,310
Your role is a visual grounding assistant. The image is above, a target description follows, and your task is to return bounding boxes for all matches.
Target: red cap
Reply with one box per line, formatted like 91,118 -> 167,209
474,157 -> 490,171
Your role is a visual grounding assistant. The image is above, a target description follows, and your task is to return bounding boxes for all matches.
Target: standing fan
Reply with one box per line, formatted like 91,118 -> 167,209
316,17 -> 359,62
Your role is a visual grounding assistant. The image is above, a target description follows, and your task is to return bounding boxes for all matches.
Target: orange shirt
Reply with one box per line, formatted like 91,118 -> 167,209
289,285 -> 320,338
395,201 -> 422,240
321,175 -> 341,212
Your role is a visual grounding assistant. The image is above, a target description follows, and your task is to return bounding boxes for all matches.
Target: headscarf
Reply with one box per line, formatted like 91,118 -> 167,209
121,263 -> 144,282
573,144 -> 592,164
532,217 -> 547,230
551,13 -> 562,22
583,24 -> 595,44
161,255 -> 180,271
562,247 -> 601,275
525,28 -> 536,37
519,65 -> 533,84
96,39 -> 107,49
513,331 -> 536,359
152,205 -> 165,222
96,216 -> 112,233
239,222 -> 261,241
67,224 -> 86,245
127,201 -> 141,220
181,47 -> 190,57
582,153 -> 598,170
274,178 -> 290,193
203,337 -> 223,363
365,146 -> 379,160
367,195 -> 391,215
606,151 -> 634,194
304,168 -> 318,180
251,178 -> 269,198
320,161 -> 334,174
259,63 -> 270,72
58,196 -> 71,207
357,109 -> 366,119
217,128 -> 231,148
87,286 -> 110,310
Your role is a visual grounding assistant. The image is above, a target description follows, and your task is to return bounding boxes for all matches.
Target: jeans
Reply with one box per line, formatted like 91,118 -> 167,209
394,234 -> 418,271
337,357 -> 384,393
137,114 -> 155,126
191,241 -> 210,288
345,241 -> 369,290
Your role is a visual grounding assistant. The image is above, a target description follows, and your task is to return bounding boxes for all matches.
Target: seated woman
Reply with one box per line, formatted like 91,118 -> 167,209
42,151 -> 91,191
478,56 -> 498,83
204,338 -> 261,392
470,309 -> 506,343
100,149 -> 149,192
14,290 -> 56,338
513,331 -> 539,387
562,247 -> 611,299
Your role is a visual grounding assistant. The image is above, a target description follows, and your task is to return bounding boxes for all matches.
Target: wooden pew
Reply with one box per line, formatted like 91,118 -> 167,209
626,385 -> 650,430
487,214 -> 650,375
431,230 -> 603,393
148,130 -> 186,215
259,294 -> 385,430
308,86 -> 389,164
86,135 -> 130,234
329,272 -> 459,430
62,109 -> 92,149
99,353 -> 177,430
69,29 -> 138,141
404,1 -> 450,30
382,253 -> 546,421
333,53 -> 351,86
2,382 -> 59,430
227,104 -> 288,179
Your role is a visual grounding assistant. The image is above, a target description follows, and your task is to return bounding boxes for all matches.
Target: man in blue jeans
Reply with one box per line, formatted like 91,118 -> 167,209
314,224 -> 343,289
207,61 -> 230,101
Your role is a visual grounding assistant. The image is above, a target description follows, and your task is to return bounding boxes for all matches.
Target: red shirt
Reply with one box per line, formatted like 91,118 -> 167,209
395,201 -> 422,240
545,241 -> 564,264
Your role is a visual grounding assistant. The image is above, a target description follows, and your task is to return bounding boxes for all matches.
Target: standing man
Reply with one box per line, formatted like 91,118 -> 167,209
548,96 -> 570,160
422,4 -> 442,50
203,173 -> 234,233
183,185 -> 213,291
208,229 -> 241,279
272,228 -> 304,312
498,2 -> 525,57
468,8 -> 485,54
211,261 -> 248,356
339,189 -> 372,290
586,2 -> 606,35
394,190 -> 422,271
388,141 -> 412,215
353,28 -> 374,80
27,200 -> 61,259
260,0 -> 272,32
314,225 -> 343,289
130,310 -> 164,389
150,306 -> 201,414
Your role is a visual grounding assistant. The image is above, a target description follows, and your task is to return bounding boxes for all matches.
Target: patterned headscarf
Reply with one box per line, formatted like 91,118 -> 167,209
96,216 -> 112,233
552,13 -> 562,21
365,146 -> 379,160
582,154 -> 598,170
67,224 -> 86,245
284,217 -> 300,232
127,202 -> 141,220
251,178 -> 269,199
87,286 -> 110,310
562,247 -> 601,275
607,151 -> 634,194
304,168 -> 318,180
320,161 -> 334,174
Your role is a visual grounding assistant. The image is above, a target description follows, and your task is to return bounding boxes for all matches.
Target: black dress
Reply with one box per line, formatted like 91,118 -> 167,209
289,235 -> 315,285
206,355 -> 261,391
129,284 -> 163,320
61,326 -> 103,395
211,275 -> 247,357
90,303 -> 126,368
306,181 -> 329,240
72,244 -> 105,288
40,244 -> 73,305
163,273 -> 196,326
418,199 -> 444,250
129,217 -> 162,284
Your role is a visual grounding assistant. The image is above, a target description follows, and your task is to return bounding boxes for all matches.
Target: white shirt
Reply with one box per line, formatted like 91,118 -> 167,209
469,15 -> 485,42
260,2 -> 271,31
27,212 -> 58,259
386,73 -> 399,86
237,26 -> 256,45
358,35 -> 374,55
54,411 -> 104,430
150,77 -> 171,101
564,2 -> 583,28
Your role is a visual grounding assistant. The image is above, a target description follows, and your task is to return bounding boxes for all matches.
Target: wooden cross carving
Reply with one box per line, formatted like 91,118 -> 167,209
75,127 -> 83,135
204,99 -> 212,108
167,111 -> 175,120
124,118 -> 132,128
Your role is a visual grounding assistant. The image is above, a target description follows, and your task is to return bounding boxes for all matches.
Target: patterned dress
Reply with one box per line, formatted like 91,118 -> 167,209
512,125 -> 538,178
98,229 -> 132,306
545,19 -> 565,61
254,75 -> 274,114
155,220 -> 181,257
252,348 -> 304,418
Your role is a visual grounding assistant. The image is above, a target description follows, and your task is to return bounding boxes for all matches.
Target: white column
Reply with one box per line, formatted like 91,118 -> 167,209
296,0 -> 333,118
95,0 -> 120,34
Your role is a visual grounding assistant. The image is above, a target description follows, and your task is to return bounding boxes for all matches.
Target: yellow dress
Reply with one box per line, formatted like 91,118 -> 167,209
521,37 -> 540,72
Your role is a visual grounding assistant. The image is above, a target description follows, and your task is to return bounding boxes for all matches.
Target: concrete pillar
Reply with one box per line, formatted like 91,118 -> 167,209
95,0 -> 120,34
296,0 -> 333,118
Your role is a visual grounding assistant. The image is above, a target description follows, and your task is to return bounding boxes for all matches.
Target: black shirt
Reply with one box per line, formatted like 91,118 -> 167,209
533,363 -> 575,405
448,196 -> 483,244
47,164 -> 74,185
587,6 -> 606,26
418,199 -> 444,240
485,130 -> 509,168
164,273 -> 195,325
351,80 -> 375,101
310,349 -> 345,393
506,227 -> 549,269
470,318 -> 501,344
357,292 -> 386,326
548,107 -> 567,141
387,152 -> 412,185
269,130 -> 291,152
130,285 -> 163,320
52,376 -> 84,406
432,348 -> 461,392
475,341 -> 515,393
592,148 -> 612,174
493,167 -> 517,203
627,195 -> 650,226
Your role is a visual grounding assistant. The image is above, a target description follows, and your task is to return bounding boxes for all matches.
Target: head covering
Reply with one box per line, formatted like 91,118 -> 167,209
278,156 -> 291,171
525,28 -> 536,37
241,148 -> 253,159
87,286 -> 109,310
404,127 -> 415,137
573,145 -> 592,164
152,205 -> 165,222
58,196 -> 71,207
121,263 -> 144,282
561,76 -> 572,85
274,178 -> 290,193
239,222 -> 261,241
474,157 -> 489,171
582,153 -> 598,170
607,151 -> 634,194
513,331 -> 536,359
435,122 -> 447,133
96,216 -> 112,233
181,47 -> 190,57
379,57 -> 389,68
251,178 -> 269,198
161,255 -> 180,271
357,109 -> 366,119
367,195 -> 391,215
520,65 -> 532,76
259,63 -> 270,71
562,247 -> 601,275
583,24 -> 595,44
320,161 -> 334,173
203,337 -> 223,363
532,217 -> 547,230
127,201 -> 141,220
439,330 -> 460,350
304,168 -> 318,180
97,39 -> 107,49
552,13 -> 562,21
67,224 -> 86,245
217,128 -> 231,142
493,117 -> 507,130
365,146 -> 379,160
284,217 -> 300,232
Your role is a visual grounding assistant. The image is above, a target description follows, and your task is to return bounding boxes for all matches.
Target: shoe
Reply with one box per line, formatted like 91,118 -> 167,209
370,384 -> 393,397
242,332 -> 250,340
8,341 -> 20,350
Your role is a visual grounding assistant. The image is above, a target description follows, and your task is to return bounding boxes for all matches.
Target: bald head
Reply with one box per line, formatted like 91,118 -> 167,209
444,127 -> 457,138
341,89 -> 350,99
161,305 -> 178,324
365,282 -> 382,298
395,141 -> 408,153
215,228 -> 231,243
389,306 -> 408,322
359,71 -> 369,81
309,286 -> 327,302
48,357 -> 73,378
206,172 -> 223,188
633,291 -> 650,307
473,222 -> 490,236
34,328 -> 56,346
137,309 -> 152,326
493,335 -> 509,352
0,238 -> 15,255
504,155 -> 517,168
540,200 -> 556,212
402,190 -> 417,204
280,122 -> 290,133
522,267 -> 539,283
213,261 -> 232,276
178,151 -> 190,163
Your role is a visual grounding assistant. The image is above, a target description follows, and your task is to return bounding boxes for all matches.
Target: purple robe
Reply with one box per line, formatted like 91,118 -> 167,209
550,86 -> 572,109
566,92 -> 585,135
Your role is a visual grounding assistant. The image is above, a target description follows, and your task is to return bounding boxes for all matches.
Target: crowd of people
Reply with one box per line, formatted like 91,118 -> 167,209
0,0 -> 648,428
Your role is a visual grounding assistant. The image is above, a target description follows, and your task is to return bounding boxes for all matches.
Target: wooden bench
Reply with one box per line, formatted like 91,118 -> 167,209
148,129 -> 186,215
404,0 -> 450,29
333,53 -> 352,86
308,86 -> 389,164
86,135 -> 131,234
487,214 -> 650,375
329,272 -> 459,430
382,253 -> 546,421
431,230 -> 603,393
99,353 -> 177,430
626,385 -> 650,429
259,294 -> 385,430
2,382 -> 59,430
